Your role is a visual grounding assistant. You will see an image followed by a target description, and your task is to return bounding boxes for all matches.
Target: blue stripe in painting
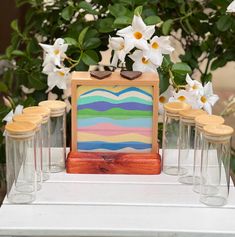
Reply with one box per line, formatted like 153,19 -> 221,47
77,117 -> 152,128
81,87 -> 152,98
77,141 -> 151,150
78,102 -> 152,111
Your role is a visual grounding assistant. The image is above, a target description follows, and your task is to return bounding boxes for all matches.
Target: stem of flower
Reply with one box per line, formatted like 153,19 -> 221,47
69,52 -> 83,70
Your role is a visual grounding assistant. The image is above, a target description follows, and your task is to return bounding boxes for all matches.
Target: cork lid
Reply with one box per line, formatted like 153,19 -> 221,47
164,102 -> 191,116
203,124 -> 234,137
23,106 -> 50,123
13,114 -> 42,126
195,114 -> 224,128
5,121 -> 36,139
179,109 -> 207,121
39,100 -> 66,117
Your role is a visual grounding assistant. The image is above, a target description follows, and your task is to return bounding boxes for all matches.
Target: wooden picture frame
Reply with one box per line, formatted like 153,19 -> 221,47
67,71 -> 161,174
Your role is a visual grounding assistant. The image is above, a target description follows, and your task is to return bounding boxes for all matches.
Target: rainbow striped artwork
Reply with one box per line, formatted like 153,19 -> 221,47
77,85 -> 153,153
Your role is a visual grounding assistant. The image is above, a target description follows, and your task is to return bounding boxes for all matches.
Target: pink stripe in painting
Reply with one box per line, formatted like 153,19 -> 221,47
78,123 -> 152,137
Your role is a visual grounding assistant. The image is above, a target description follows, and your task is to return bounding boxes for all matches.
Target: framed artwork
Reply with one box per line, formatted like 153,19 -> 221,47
68,71 -> 161,174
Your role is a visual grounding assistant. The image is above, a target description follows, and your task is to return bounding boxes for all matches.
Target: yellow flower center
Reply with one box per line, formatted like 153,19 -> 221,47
192,85 -> 198,90
201,96 -> 207,103
54,49 -> 60,55
58,71 -> 65,77
134,31 -> 143,40
142,57 -> 149,64
159,96 -> 166,103
178,96 -> 186,102
152,42 -> 159,49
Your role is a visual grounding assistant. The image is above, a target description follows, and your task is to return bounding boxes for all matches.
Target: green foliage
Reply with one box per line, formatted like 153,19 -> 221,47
0,0 -> 234,165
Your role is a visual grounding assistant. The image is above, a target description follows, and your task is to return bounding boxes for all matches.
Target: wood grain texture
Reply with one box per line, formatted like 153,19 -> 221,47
66,151 -> 161,174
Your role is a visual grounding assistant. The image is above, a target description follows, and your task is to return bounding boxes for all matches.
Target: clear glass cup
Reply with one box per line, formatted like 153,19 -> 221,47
178,109 -> 206,184
39,100 -> 66,173
200,124 -> 233,207
193,115 -> 224,193
5,121 -> 37,204
23,106 -> 51,181
13,114 -> 43,191
162,102 -> 191,175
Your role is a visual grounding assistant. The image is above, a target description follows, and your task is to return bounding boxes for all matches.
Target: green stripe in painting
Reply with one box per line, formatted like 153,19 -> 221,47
78,96 -> 152,106
78,108 -> 152,119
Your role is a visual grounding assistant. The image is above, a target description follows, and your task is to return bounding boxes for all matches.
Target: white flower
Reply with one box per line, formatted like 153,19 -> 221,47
129,50 -> 157,73
39,38 -> 68,67
144,43 -> 163,67
20,85 -> 35,94
109,37 -> 131,66
186,74 -> 203,95
117,15 -> 155,51
42,63 -> 55,75
159,85 -> 173,114
227,0 -> 235,12
3,96 -> 13,108
150,36 -> 174,54
169,89 -> 198,108
47,67 -> 70,90
2,105 -> 23,135
197,82 -> 219,114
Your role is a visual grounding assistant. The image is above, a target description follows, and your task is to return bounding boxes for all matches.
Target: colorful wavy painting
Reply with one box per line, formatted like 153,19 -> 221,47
77,86 -> 153,153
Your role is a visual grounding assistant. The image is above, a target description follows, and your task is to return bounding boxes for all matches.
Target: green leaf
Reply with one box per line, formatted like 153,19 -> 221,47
28,73 -> 47,90
78,1 -> 99,15
216,15 -> 233,32
6,46 -> 13,58
97,18 -> 114,33
114,16 -> 132,25
82,50 -> 99,65
78,27 -> 89,46
64,37 -> 77,46
172,62 -> 192,74
211,57 -> 227,71
11,50 -> 26,57
10,19 -> 19,32
134,6 -> 143,16
26,39 -> 40,55
201,73 -> 212,84
61,6 -> 74,21
162,19 -> 173,35
83,38 -> 101,49
158,69 -> 170,95
108,4 -> 131,18
0,82 -> 8,93
144,16 -> 161,25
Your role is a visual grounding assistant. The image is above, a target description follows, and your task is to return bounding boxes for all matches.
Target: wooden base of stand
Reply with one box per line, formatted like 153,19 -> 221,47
66,151 -> 161,174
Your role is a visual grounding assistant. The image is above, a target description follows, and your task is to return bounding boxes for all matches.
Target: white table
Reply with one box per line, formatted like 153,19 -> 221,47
0,150 -> 235,237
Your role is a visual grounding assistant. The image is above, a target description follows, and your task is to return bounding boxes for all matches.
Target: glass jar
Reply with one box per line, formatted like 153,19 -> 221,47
13,114 -> 43,191
193,115 -> 224,193
23,106 -> 51,181
39,100 -> 66,173
5,121 -> 37,204
178,109 -> 206,184
162,102 -> 191,175
200,124 -> 233,207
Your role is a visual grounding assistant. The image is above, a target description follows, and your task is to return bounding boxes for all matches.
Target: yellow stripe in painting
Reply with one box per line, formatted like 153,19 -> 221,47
77,132 -> 152,143
77,85 -> 152,97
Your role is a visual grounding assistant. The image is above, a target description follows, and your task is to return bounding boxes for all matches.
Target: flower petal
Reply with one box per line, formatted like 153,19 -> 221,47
203,102 -> 212,114
227,0 -> 235,12
208,94 -> 219,106
144,25 -> 155,40
132,15 -> 146,32
117,26 -> 133,37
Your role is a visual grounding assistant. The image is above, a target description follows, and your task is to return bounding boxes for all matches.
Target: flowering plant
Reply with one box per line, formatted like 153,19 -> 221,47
0,0 -> 234,167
